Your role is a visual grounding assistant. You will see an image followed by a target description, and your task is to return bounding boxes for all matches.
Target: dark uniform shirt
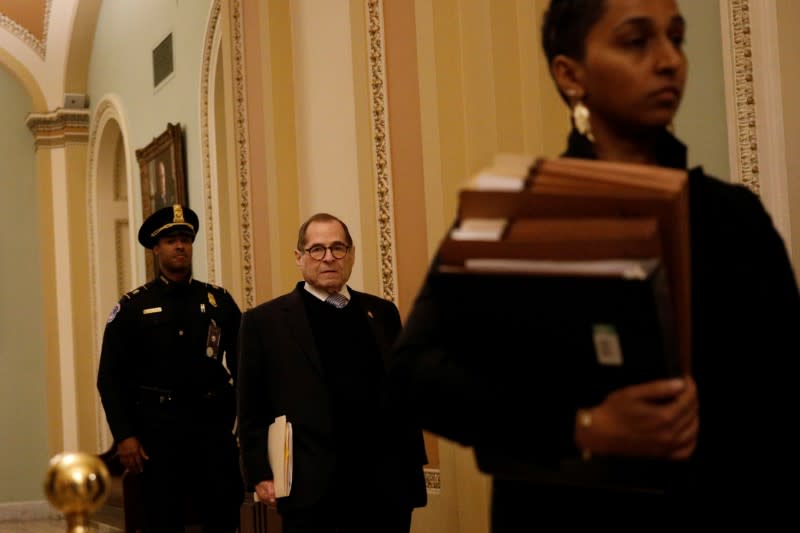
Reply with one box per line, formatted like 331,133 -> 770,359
97,274 -> 241,443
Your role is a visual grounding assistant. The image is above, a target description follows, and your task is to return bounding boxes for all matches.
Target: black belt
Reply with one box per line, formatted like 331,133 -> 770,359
137,385 -> 231,405
137,385 -> 173,404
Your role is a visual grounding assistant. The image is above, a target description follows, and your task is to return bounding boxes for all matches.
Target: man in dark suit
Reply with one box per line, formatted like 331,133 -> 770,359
237,212 -> 427,533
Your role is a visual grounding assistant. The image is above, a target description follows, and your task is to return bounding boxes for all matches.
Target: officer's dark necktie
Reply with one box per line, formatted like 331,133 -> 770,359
325,293 -> 348,309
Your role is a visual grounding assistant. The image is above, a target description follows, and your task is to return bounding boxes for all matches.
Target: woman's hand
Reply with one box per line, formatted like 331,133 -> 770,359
576,376 -> 699,460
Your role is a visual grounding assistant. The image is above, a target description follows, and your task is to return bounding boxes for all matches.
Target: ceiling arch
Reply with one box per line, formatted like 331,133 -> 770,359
0,48 -> 46,109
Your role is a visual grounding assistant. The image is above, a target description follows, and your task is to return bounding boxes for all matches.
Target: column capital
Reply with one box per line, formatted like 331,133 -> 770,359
26,108 -> 90,149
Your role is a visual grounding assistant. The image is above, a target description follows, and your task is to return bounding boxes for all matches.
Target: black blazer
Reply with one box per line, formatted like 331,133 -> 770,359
237,283 -> 427,512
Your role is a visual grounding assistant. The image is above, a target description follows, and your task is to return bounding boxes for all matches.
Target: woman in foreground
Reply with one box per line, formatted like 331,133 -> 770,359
387,0 -> 800,527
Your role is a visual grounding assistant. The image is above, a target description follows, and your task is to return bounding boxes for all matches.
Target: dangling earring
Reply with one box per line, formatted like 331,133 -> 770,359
572,100 -> 594,142
566,89 -> 594,142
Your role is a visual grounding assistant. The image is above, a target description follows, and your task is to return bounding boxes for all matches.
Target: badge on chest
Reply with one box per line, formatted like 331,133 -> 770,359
206,319 -> 221,358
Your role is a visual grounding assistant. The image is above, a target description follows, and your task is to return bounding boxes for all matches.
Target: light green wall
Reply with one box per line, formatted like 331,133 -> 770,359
0,66 -> 49,501
675,0 -> 730,181
88,0 -> 214,284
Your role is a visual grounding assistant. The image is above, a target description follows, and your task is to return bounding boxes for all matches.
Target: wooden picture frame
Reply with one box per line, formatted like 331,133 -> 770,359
135,122 -> 187,279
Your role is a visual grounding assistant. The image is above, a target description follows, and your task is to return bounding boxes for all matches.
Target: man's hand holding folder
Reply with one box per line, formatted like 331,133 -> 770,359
255,414 -> 293,505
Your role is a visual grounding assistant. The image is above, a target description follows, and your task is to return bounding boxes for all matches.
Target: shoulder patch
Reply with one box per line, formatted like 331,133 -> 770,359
107,303 -> 121,323
204,281 -> 231,297
123,282 -> 152,301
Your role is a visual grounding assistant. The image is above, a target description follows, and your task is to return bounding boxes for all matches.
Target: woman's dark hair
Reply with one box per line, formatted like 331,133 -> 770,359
541,0 -> 607,64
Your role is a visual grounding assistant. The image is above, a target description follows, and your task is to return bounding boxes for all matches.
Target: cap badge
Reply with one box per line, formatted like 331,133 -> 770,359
172,205 -> 185,223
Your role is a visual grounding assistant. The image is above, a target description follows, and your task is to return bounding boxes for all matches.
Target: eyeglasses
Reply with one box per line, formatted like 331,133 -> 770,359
303,243 -> 350,261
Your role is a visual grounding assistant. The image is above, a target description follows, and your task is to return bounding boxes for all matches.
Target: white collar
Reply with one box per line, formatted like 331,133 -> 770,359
303,282 -> 350,303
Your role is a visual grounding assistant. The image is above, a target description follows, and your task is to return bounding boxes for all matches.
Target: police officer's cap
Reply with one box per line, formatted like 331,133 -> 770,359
137,204 -> 199,248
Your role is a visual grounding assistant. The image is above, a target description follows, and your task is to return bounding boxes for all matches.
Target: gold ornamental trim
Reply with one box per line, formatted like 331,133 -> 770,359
231,0 -> 255,309
727,0 -> 760,195
366,0 -> 398,303
200,0 -> 222,285
424,468 -> 441,493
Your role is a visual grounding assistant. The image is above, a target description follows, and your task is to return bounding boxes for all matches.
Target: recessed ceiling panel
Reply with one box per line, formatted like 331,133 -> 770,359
0,0 -> 47,41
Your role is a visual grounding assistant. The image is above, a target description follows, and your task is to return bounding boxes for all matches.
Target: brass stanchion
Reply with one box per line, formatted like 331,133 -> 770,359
44,452 -> 111,533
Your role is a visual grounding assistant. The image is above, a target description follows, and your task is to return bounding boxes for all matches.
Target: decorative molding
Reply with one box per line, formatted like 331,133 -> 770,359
200,0 -> 223,284
0,0 -> 51,59
365,0 -> 398,303
86,99 -> 110,453
86,97 -> 128,452
231,0 -> 255,309
424,467 -> 441,494
25,108 -> 90,148
723,0 -> 760,195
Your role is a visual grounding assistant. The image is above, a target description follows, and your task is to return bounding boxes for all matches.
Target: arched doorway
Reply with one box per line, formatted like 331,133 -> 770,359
87,96 -> 135,451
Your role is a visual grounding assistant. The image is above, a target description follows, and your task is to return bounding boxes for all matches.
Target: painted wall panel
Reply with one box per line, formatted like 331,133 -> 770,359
0,66 -> 48,502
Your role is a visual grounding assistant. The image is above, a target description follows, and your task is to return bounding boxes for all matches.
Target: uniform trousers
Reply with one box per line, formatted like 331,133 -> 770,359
138,398 -> 243,533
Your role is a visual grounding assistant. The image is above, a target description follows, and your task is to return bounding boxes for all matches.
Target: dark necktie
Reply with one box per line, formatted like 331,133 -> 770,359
325,293 -> 348,309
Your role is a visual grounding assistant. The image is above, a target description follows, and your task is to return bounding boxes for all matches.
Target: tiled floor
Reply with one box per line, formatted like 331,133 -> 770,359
0,519 -> 121,533
0,505 -> 124,533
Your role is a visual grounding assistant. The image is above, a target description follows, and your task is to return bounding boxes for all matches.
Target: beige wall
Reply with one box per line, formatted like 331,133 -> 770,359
391,1 -> 562,531
288,0 -> 369,291
777,0 -> 800,277
242,0 -> 302,303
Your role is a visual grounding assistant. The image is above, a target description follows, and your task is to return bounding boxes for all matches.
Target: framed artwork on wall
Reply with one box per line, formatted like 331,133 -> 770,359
135,122 -> 187,279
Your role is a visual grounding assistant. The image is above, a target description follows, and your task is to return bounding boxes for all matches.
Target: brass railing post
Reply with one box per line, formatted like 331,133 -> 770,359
44,452 -> 111,533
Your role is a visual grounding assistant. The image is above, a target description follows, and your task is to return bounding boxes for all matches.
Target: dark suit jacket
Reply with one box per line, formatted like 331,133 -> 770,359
238,283 -> 427,513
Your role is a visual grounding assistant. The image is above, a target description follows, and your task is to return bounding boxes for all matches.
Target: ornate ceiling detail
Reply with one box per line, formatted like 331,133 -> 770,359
0,0 -> 50,59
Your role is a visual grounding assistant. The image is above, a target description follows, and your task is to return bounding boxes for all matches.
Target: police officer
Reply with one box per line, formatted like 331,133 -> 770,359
97,204 -> 243,532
